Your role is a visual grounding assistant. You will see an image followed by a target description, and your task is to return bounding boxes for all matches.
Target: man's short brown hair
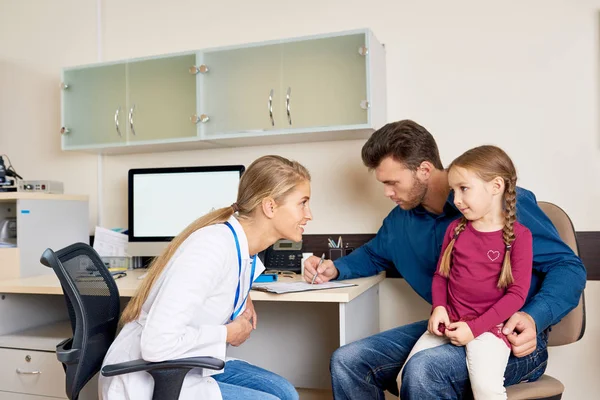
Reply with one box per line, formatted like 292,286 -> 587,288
361,120 -> 443,170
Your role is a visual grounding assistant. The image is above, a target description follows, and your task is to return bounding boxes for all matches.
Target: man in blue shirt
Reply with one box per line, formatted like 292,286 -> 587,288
303,120 -> 586,399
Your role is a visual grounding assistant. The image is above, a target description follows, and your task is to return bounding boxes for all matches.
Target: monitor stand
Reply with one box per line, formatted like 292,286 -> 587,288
128,241 -> 169,257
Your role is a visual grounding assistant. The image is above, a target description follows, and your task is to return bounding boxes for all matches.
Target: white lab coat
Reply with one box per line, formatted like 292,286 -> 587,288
99,216 -> 264,400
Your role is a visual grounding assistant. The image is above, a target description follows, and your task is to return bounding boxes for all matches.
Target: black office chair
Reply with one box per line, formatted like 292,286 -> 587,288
41,242 -> 225,400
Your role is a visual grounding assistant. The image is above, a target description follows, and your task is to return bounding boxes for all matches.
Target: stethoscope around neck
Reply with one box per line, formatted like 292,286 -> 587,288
224,221 -> 257,321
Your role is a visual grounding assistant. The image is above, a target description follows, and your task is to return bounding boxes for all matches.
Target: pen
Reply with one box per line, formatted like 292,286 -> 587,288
111,272 -> 127,280
311,253 -> 326,285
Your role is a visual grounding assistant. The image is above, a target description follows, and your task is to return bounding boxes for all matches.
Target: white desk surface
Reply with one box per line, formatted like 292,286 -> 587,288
0,270 -> 385,303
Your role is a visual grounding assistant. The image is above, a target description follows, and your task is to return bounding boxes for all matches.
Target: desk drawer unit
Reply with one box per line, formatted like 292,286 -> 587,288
0,347 -> 66,398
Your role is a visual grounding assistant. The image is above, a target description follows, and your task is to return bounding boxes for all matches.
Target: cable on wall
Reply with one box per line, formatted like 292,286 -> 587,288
96,0 -> 104,228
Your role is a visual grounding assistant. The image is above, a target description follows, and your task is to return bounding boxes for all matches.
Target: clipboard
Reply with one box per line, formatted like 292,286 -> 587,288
251,281 -> 356,294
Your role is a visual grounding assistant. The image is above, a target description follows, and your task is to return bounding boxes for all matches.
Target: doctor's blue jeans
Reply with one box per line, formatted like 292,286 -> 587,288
214,360 -> 298,400
330,320 -> 549,400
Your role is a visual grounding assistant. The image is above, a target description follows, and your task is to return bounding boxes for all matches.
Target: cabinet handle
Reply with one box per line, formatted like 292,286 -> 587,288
268,89 -> 275,127
191,114 -> 210,124
114,107 -> 122,137
286,87 -> 292,126
189,65 -> 209,74
129,105 -> 136,136
16,368 -> 41,375
60,127 -> 70,135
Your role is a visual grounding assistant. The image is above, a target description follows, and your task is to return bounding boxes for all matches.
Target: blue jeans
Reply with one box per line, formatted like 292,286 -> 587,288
330,320 -> 549,400
214,360 -> 298,400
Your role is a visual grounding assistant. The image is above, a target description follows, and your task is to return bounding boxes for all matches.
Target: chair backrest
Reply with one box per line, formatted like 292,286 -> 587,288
40,243 -> 121,400
537,201 -> 586,346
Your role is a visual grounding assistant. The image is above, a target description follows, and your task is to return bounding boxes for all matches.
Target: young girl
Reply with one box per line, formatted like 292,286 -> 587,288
100,155 -> 311,400
399,145 -> 533,399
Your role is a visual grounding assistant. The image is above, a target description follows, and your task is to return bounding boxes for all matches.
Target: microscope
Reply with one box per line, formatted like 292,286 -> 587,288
0,155 -> 22,192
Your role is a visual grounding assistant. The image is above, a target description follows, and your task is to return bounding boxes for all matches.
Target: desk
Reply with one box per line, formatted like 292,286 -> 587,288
0,270 -> 384,392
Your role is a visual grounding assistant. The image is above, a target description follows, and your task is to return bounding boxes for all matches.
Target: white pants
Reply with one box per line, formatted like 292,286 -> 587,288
397,331 -> 511,400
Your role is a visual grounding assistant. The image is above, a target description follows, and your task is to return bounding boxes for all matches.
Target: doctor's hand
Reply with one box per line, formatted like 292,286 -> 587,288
245,295 -> 258,330
303,256 -> 338,284
503,311 -> 537,357
226,308 -> 253,347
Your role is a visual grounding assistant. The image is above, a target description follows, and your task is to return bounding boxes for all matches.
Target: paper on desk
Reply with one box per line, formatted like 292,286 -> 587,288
93,226 -> 128,257
252,281 -> 356,294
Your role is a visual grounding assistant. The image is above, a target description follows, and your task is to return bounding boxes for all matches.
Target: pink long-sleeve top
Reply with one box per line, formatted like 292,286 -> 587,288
432,220 -> 533,341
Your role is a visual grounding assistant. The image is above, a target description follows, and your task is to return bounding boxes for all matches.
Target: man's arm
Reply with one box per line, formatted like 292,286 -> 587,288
333,210 -> 396,280
516,188 -> 586,333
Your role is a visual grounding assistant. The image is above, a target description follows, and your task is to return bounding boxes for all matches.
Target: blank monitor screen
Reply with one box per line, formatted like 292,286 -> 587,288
128,165 -> 244,241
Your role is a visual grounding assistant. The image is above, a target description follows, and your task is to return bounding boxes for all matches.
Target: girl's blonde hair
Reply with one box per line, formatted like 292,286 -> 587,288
438,145 -> 517,289
120,155 -> 311,325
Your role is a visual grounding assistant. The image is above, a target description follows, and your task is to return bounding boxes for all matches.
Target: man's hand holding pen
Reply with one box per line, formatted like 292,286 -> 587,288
303,254 -> 339,284
310,253 -> 326,284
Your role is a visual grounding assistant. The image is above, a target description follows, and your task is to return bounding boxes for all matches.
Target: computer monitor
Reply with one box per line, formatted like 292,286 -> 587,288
127,165 -> 244,256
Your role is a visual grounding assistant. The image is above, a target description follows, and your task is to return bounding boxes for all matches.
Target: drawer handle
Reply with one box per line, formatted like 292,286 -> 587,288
16,368 -> 42,375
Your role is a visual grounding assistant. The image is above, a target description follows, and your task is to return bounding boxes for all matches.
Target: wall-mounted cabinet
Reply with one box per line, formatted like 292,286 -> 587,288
200,43 -> 284,137
62,53 -> 200,152
61,64 -> 127,148
126,54 -> 198,143
61,29 -> 386,153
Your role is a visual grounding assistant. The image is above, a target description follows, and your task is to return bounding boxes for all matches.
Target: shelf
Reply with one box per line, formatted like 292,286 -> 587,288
0,321 -> 70,352
0,193 -> 88,202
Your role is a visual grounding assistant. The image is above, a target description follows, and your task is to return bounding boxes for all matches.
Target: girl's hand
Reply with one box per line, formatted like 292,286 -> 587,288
445,321 -> 475,346
428,306 -> 450,336
226,308 -> 253,347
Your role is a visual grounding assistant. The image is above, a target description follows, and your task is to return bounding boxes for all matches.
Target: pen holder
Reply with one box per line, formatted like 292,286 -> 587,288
329,248 -> 345,261
329,246 -> 355,261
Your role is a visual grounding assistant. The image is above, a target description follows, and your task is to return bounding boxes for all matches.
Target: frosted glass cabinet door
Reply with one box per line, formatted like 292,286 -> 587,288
127,54 -> 198,142
281,34 -> 368,130
200,44 -> 283,137
62,64 -> 127,147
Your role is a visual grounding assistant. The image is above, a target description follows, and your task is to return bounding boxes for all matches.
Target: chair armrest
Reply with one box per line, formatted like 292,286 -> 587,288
101,356 -> 225,377
56,338 -> 80,365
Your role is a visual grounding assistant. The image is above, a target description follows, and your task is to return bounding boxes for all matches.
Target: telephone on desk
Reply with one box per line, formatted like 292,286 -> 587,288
258,239 -> 303,274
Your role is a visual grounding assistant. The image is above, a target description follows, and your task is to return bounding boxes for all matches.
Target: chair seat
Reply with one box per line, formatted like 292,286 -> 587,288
506,375 -> 564,400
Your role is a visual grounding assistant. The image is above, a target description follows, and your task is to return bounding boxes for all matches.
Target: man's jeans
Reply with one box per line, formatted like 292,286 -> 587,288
330,320 -> 549,400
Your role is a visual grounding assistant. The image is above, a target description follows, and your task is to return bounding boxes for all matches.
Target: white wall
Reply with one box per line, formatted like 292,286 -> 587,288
100,0 -> 600,233
2,0 -> 599,232
0,0 -> 100,229
1,0 -> 599,398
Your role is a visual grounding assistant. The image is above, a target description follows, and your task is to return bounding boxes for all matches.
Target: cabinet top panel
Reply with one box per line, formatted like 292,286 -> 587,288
0,193 -> 88,202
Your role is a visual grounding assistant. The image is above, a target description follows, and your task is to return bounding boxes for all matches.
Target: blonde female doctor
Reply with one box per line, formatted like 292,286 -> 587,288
99,155 -> 311,400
